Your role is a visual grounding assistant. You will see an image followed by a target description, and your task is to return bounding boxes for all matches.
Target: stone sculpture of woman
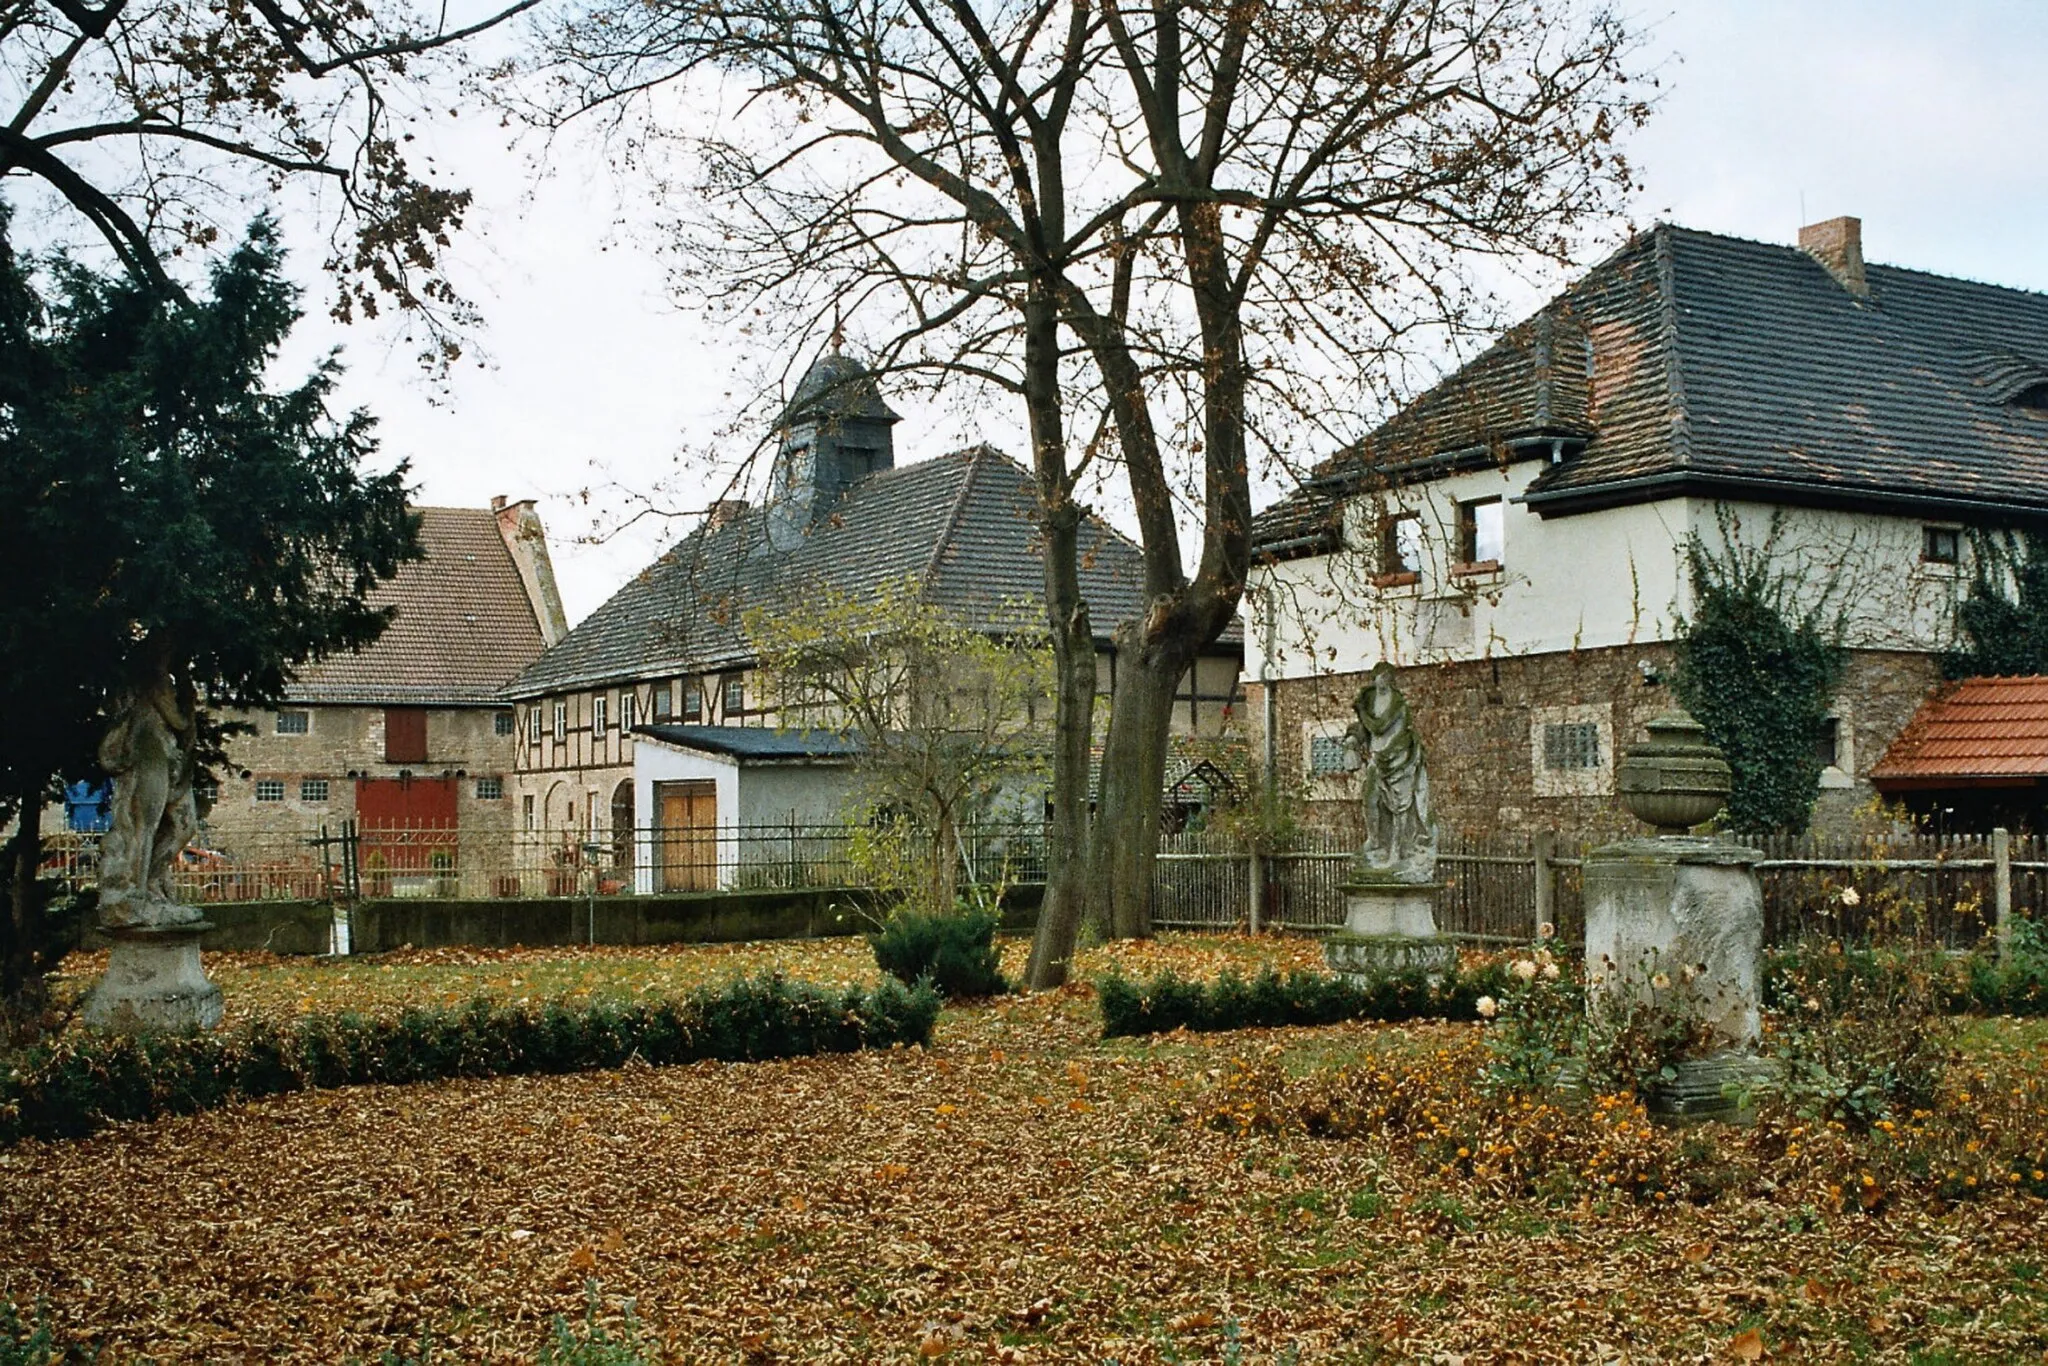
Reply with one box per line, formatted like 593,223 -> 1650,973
95,668 -> 203,930
1345,662 -> 1438,883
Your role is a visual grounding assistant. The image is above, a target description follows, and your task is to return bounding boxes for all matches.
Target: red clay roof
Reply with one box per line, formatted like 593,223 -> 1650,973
1870,676 -> 2048,785
286,506 -> 548,707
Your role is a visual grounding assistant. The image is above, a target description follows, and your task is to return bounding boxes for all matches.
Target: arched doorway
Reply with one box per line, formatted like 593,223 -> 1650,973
610,780 -> 635,880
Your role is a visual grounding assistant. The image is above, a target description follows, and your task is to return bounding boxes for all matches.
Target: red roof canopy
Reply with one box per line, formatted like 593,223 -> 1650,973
1871,676 -> 2048,789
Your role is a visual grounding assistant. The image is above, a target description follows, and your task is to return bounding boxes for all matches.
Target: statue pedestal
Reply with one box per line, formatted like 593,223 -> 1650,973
1325,879 -> 1456,981
1583,836 -> 1764,1118
83,922 -> 223,1033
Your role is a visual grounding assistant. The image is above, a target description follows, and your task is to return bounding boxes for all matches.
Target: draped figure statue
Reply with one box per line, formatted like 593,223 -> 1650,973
1345,662 -> 1438,883
95,668 -> 203,929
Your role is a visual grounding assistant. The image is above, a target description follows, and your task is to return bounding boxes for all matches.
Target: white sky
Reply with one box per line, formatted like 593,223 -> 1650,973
273,0 -> 2048,625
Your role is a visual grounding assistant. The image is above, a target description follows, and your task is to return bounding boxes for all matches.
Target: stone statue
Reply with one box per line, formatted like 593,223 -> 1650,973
95,668 -> 204,930
1346,662 -> 1438,883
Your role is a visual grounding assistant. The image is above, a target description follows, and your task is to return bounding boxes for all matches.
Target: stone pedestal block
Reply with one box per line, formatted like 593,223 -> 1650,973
83,923 -> 224,1033
1583,836 -> 1763,1050
1326,880 -> 1455,981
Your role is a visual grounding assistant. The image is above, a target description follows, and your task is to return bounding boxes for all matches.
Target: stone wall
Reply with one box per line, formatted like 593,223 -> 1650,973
1248,644 -> 1940,839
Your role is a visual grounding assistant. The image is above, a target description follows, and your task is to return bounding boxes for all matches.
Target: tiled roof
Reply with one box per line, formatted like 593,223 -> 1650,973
506,446 -> 1237,698
287,506 -> 548,707
634,724 -> 862,761
1254,224 -> 2048,552
1870,677 -> 2048,785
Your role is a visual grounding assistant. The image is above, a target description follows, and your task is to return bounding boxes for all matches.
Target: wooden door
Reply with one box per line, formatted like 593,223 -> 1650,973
656,780 -> 718,891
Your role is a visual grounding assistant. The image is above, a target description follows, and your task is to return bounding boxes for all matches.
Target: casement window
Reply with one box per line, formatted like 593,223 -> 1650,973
275,710 -> 311,735
299,778 -> 329,803
618,693 -> 636,731
254,779 -> 286,803
1456,497 -> 1504,569
494,710 -> 516,736
384,707 -> 428,764
592,695 -> 608,735
682,682 -> 703,723
1377,513 -> 1423,581
552,701 -> 567,742
722,674 -> 746,717
475,776 -> 504,800
653,685 -> 673,720
527,707 -> 542,744
1542,722 -> 1602,771
1922,525 -> 1961,565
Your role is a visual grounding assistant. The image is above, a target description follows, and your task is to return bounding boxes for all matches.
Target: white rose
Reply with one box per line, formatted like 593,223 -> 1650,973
1541,962 -> 1561,981
1476,995 -> 1499,1019
1511,959 -> 1539,982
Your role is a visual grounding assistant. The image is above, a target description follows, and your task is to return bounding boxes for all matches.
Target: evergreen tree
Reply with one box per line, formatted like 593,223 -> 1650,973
0,208 -> 418,1016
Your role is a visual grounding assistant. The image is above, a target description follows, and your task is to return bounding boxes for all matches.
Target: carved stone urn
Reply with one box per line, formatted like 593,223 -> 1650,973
1615,711 -> 1732,834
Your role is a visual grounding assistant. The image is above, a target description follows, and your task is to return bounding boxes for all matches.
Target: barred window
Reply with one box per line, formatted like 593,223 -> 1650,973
275,710 -> 310,735
475,776 -> 504,800
1543,722 -> 1601,771
299,778 -> 329,803
1307,733 -> 1352,776
254,779 -> 286,802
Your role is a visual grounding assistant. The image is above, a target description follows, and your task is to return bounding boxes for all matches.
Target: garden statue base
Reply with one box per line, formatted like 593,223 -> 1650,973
82,921 -> 223,1033
1648,1049 -> 1776,1123
1326,879 -> 1455,981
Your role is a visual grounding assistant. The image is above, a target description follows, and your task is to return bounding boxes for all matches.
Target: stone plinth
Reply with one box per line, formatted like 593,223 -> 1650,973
1584,836 -> 1764,1117
1325,879 -> 1456,980
82,922 -> 223,1033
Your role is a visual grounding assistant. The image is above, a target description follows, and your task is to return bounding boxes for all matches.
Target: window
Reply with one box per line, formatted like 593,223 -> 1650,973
653,685 -> 673,720
592,695 -> 608,734
1922,525 -> 1961,565
1456,497 -> 1504,569
527,707 -> 542,744
1542,722 -> 1602,771
619,693 -> 636,731
275,710 -> 310,735
682,682 -> 703,723
384,707 -> 428,763
254,779 -> 286,802
552,701 -> 567,742
523,794 -> 536,830
494,710 -> 516,736
299,778 -> 329,803
475,776 -> 504,800
1307,733 -> 1352,776
1378,513 -> 1423,580
194,777 -> 219,806
722,674 -> 745,717
1814,717 -> 1841,770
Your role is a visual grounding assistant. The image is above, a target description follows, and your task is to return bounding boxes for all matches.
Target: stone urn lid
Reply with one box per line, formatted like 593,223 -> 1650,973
1615,710 -> 1732,834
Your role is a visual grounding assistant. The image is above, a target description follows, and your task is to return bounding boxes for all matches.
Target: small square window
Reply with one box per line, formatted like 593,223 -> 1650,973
194,777 -> 219,806
275,710 -> 310,735
552,701 -> 567,742
1542,722 -> 1601,771
682,683 -> 703,723
299,778 -> 329,803
1379,513 -> 1423,578
723,675 -> 746,716
1456,498 -> 1504,568
527,708 -> 542,744
494,710 -> 516,736
1922,526 -> 1960,565
254,779 -> 286,802
653,685 -> 673,720
475,776 -> 504,800
1307,733 -> 1352,776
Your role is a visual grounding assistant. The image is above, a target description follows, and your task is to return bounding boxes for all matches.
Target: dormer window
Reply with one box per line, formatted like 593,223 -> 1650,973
2014,382 -> 2048,414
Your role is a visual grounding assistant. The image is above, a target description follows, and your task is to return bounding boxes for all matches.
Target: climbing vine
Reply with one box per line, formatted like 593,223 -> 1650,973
1671,514 -> 1847,835
1942,529 -> 2048,678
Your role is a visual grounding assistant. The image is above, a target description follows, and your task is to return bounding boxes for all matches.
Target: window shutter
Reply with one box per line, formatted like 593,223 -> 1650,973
385,707 -> 428,763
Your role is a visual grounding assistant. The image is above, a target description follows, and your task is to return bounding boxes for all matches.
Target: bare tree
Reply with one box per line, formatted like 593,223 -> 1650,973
538,0 -> 1647,983
1,0 -> 538,362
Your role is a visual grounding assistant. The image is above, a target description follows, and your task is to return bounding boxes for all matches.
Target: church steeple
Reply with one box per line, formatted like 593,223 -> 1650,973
768,350 -> 900,548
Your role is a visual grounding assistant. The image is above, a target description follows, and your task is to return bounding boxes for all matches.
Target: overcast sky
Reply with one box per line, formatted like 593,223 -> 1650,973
275,0 -> 2048,625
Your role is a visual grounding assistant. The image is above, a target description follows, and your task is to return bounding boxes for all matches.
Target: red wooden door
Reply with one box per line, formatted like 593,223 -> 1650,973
356,776 -> 458,894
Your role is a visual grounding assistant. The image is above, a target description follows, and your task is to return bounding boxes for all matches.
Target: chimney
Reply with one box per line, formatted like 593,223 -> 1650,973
1799,216 -> 1868,297
705,498 -> 748,531
489,494 -> 508,512
492,497 -> 571,646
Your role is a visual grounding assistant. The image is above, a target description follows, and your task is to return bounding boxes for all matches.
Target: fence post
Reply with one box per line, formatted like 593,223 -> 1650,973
1994,826 -> 2013,964
1532,829 -> 1556,941
1247,840 -> 1263,936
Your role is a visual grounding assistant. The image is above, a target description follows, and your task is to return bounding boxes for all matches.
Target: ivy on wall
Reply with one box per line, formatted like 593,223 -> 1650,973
1942,529 -> 2048,679
1671,515 -> 1847,835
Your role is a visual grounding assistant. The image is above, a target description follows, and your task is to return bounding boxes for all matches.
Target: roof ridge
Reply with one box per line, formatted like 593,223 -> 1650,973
921,444 -> 987,591
1652,223 -> 1696,469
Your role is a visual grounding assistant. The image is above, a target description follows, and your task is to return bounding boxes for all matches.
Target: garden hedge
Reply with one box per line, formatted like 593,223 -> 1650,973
0,973 -> 938,1146
1098,961 -> 1514,1039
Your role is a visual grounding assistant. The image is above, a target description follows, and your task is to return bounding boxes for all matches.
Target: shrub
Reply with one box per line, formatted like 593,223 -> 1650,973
0,974 -> 938,1147
870,905 -> 1008,999
536,1286 -> 655,1366
0,1300 -> 57,1366
1096,960 -> 1515,1038
1752,942 -> 1955,1130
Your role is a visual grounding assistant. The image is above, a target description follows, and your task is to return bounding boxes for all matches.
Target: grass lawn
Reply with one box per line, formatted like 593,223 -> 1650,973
4,934 -> 2045,1363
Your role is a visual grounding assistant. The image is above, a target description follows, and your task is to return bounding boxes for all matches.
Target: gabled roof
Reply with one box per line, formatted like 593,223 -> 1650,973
1871,677 -> 2048,788
287,506 -> 549,707
507,445 -> 1236,698
1254,223 -> 2048,555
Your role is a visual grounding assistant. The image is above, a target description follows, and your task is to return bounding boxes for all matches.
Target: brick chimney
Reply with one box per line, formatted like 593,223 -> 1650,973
492,497 -> 571,646
1799,216 -> 1868,297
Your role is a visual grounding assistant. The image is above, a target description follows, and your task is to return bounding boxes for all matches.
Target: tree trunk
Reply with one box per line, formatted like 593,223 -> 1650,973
929,805 -> 960,914
1089,638 -> 1188,939
3,794 -> 46,1009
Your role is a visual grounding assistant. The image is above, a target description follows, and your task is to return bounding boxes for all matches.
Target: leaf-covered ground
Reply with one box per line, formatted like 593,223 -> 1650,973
6,935 -> 2046,1363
